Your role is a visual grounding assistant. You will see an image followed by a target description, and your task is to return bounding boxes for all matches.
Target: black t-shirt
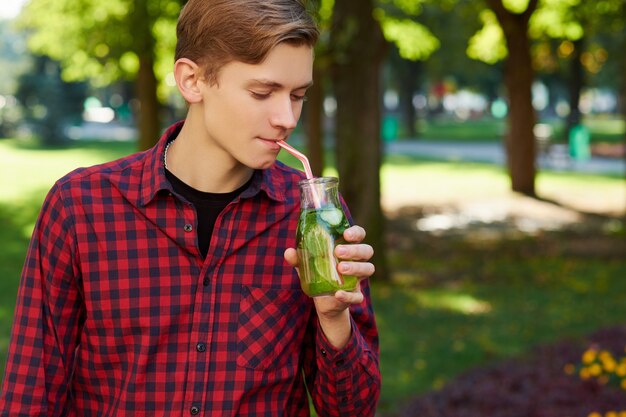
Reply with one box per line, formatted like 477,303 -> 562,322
165,169 -> 251,258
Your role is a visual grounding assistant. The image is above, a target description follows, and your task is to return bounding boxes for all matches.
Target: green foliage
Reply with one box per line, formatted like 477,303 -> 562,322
502,0 -> 533,13
374,0 -> 440,61
467,9 -> 507,63
15,55 -> 87,144
530,0 -> 583,39
376,11 -> 440,60
469,0 -> 624,65
17,0 -> 180,99
377,0 -> 425,16
0,20 -> 30,95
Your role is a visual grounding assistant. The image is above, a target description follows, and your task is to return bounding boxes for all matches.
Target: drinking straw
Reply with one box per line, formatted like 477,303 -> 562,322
277,141 -> 321,208
277,141 -> 342,285
276,141 -> 314,179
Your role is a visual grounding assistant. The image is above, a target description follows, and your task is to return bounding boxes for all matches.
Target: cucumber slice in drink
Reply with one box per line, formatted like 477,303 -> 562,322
319,208 -> 343,227
304,224 -> 330,257
313,257 -> 332,279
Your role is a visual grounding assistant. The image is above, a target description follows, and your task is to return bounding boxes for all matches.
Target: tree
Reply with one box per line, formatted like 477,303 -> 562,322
330,0 -> 388,279
15,55 -> 87,145
485,0 -> 539,196
18,0 -> 180,149
377,0 -> 441,138
304,0 -> 335,177
468,0 -> 626,194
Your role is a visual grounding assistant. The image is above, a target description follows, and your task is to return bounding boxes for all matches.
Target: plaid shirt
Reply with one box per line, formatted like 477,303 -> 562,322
0,122 -> 381,417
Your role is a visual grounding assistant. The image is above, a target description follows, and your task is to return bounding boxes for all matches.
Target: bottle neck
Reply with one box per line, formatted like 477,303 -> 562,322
299,177 -> 340,210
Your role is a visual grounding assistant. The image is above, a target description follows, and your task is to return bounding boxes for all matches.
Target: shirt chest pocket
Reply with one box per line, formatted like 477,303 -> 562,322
237,285 -> 310,371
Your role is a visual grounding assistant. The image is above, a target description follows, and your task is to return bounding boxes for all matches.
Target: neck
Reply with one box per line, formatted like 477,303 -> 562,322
165,119 -> 253,193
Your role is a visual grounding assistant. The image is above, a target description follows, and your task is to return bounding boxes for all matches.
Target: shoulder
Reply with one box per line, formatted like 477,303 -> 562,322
50,150 -> 150,208
56,150 -> 147,189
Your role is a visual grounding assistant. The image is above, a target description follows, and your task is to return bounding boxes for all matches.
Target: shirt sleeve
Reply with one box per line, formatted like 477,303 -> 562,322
303,279 -> 381,417
0,182 -> 83,416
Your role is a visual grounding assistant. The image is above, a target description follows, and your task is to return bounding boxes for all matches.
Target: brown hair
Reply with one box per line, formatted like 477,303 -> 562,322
175,0 -> 319,84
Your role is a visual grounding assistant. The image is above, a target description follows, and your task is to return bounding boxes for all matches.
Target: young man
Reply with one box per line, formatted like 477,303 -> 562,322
0,0 -> 381,416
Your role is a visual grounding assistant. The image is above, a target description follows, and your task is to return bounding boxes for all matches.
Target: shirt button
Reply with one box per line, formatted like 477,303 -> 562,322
196,343 -> 206,352
184,223 -> 193,232
190,406 -> 200,415
320,348 -> 327,356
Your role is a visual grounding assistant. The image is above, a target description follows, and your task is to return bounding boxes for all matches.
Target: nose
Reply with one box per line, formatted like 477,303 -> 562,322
269,96 -> 298,131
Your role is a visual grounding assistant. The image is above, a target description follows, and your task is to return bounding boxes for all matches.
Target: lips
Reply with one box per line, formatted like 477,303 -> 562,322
258,137 -> 286,142
257,137 -> 282,150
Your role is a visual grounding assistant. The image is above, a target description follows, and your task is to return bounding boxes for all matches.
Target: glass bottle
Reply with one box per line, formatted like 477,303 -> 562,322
296,177 -> 358,297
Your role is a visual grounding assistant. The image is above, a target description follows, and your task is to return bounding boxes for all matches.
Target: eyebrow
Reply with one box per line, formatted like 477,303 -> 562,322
248,78 -> 314,90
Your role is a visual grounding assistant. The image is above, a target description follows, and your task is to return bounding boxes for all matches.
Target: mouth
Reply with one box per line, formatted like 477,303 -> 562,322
257,137 -> 283,150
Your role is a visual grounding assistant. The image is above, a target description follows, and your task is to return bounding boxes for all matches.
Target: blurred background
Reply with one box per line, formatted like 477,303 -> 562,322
1,0 -> 625,415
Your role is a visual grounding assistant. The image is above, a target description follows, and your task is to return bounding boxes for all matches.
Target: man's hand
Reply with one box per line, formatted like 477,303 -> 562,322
284,225 -> 375,348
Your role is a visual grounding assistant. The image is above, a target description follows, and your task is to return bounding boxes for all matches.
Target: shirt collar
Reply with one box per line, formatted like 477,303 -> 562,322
138,121 -> 288,206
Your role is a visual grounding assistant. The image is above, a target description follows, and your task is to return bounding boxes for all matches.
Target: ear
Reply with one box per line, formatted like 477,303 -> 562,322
174,58 -> 204,103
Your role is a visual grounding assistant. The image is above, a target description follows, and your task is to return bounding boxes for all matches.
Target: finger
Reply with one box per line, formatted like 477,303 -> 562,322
343,225 -> 366,243
283,247 -> 299,268
337,261 -> 375,278
335,289 -> 364,305
335,243 -> 374,261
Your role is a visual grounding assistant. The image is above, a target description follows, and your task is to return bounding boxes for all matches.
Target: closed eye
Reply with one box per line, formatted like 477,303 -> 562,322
250,91 -> 271,100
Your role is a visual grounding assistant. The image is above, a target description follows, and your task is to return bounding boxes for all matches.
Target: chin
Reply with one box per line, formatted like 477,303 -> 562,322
252,157 -> 277,170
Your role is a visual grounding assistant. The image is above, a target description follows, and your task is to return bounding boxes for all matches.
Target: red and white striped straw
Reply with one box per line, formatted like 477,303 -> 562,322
277,141 -> 321,208
277,141 -> 314,179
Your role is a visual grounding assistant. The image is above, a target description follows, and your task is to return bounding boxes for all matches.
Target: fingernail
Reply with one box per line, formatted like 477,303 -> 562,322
336,246 -> 347,257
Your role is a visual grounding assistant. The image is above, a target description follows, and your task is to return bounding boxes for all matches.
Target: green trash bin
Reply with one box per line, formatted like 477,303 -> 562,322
381,115 -> 399,143
569,124 -> 590,161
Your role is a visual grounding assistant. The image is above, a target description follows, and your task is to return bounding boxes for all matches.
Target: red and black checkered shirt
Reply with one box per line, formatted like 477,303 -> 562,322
0,122 -> 381,416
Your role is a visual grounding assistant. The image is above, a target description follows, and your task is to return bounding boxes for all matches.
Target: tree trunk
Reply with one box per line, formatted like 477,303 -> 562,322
397,59 -> 421,138
487,0 -> 538,196
131,0 -> 162,150
566,37 -> 585,139
330,0 -> 389,281
136,55 -> 161,150
306,66 -> 325,177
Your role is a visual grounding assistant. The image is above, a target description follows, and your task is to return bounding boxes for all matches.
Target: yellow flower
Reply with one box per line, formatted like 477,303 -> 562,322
587,412 -> 601,417
616,364 -> 626,377
583,349 -> 598,364
589,363 -> 602,377
580,367 -> 591,380
621,379 -> 626,390
603,358 -> 617,373
618,411 -> 626,417
606,412 -> 618,417
599,350 -> 613,361
564,363 -> 575,375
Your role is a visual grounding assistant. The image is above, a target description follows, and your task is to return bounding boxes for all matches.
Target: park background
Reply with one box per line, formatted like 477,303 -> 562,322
1,0 -> 625,415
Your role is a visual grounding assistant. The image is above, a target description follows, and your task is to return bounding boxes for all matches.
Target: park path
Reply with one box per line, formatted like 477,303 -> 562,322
385,140 -> 625,176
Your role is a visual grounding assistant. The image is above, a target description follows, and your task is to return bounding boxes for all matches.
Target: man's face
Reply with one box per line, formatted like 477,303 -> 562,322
197,43 -> 314,170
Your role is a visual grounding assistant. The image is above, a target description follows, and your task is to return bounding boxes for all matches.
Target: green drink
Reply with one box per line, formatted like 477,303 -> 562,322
296,177 -> 357,297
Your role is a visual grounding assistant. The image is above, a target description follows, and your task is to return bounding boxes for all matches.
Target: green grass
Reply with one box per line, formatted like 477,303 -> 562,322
375,240 -> 626,412
1,137 -> 625,415
416,114 -> 625,143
